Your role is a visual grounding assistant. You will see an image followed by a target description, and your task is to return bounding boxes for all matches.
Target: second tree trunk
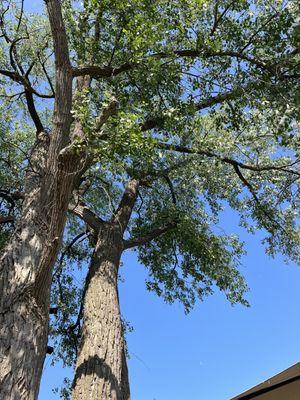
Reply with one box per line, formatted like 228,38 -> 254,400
72,225 -> 130,400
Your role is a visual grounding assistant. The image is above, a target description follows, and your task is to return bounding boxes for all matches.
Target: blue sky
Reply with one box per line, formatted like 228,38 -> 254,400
39,207 -> 300,400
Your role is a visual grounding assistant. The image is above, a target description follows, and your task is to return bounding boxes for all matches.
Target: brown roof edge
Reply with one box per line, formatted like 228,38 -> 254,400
230,361 -> 300,400
237,374 -> 300,399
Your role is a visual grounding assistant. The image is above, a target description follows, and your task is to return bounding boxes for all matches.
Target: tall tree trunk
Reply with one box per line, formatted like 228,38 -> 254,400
0,133 -> 51,400
0,1 -> 77,398
72,224 -> 130,400
0,132 -> 80,399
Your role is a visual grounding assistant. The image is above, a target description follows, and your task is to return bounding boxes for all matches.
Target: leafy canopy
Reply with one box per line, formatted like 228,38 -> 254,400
0,0 -> 299,371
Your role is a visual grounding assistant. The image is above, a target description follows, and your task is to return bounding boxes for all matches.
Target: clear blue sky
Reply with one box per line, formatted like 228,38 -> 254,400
39,207 -> 300,400
21,2 -> 300,398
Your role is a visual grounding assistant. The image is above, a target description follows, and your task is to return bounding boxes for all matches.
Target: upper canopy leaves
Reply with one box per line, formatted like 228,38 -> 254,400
0,0 -> 299,328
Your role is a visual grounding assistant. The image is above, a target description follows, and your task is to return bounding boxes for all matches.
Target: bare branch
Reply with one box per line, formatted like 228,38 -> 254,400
9,37 -> 24,73
0,190 -> 24,217
72,50 -> 268,82
210,1 -> 234,36
210,0 -> 220,37
0,90 -> 25,100
54,231 -> 87,276
233,164 -> 259,203
25,59 -> 36,78
51,231 -> 87,316
49,306 -> 58,315
16,0 -> 24,33
232,165 -> 288,234
240,12 -> 280,53
38,52 -> 55,95
150,47 -> 270,72
108,27 -> 124,67
156,142 -> 300,177
123,221 -> 177,249
0,68 -> 55,98
0,190 -> 25,202
154,141 -> 296,236
0,32 -> 45,133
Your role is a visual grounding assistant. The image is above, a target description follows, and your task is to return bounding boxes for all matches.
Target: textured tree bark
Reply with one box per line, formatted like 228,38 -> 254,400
0,132 -> 80,399
0,1 -> 77,398
0,133 -> 51,400
72,224 -> 130,400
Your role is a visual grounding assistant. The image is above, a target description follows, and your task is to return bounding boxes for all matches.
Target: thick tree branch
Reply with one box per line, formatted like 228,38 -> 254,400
5,32 -> 45,133
140,85 -> 251,132
95,96 -> 119,130
46,0 -> 73,150
24,90 -> 44,133
72,63 -> 131,79
58,75 -> 92,161
164,176 -> 177,204
194,86 -> 245,111
72,40 -> 296,85
71,47 -> 271,81
60,82 -> 118,162
113,178 -> 140,233
123,221 -> 177,249
68,200 -> 104,233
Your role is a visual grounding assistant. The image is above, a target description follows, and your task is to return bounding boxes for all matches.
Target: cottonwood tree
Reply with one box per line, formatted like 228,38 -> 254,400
50,0 -> 299,399
0,0 -> 299,399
